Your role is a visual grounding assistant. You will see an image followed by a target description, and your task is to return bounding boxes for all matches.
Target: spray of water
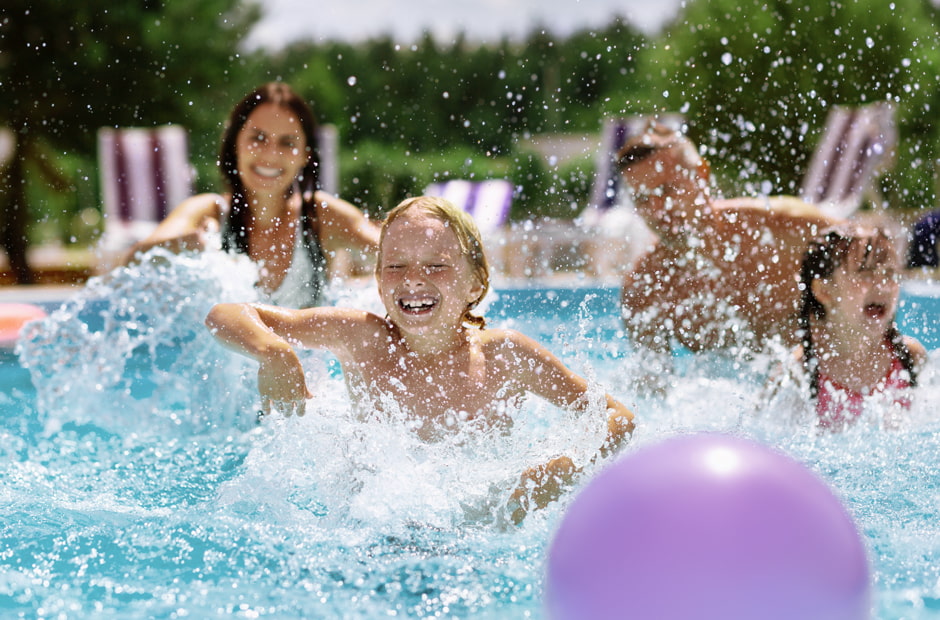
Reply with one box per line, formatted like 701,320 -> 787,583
5,248 -> 940,617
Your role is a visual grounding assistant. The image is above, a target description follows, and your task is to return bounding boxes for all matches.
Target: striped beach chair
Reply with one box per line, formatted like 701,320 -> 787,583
97,125 -> 194,251
799,102 -> 897,219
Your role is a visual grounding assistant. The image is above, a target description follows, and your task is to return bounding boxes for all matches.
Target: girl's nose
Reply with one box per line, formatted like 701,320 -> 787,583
402,266 -> 424,286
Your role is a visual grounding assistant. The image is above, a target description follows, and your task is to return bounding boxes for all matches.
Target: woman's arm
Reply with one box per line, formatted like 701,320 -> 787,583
314,190 -> 380,266
124,193 -> 225,263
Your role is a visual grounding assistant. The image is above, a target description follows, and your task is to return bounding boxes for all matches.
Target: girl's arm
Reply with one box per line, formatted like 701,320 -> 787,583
497,329 -> 636,523
205,303 -> 376,416
125,193 -> 224,263
905,336 -> 929,372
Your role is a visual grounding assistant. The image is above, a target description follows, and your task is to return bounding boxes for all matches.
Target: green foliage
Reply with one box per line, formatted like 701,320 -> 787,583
0,0 -> 260,150
264,19 -> 647,155
0,0 -> 265,256
4,0 -> 940,264
636,0 -> 940,209
337,140 -> 517,217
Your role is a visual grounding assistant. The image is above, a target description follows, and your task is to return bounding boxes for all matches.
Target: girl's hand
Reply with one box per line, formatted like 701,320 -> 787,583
599,407 -> 635,460
257,348 -> 312,417
509,455 -> 581,525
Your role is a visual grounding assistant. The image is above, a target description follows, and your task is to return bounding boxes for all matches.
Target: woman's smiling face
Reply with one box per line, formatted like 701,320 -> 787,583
235,103 -> 308,195
377,210 -> 483,340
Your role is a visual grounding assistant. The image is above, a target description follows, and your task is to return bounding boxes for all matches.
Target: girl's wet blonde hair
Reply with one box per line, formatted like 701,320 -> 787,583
378,195 -> 491,329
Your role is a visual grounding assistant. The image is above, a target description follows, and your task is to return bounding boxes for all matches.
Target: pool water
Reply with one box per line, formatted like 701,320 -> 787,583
1,251 -> 939,619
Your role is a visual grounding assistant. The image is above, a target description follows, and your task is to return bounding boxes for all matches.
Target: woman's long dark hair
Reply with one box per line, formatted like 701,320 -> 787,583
798,225 -> 916,397
218,82 -> 322,266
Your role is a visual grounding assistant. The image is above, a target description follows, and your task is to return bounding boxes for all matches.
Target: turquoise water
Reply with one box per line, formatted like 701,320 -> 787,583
1,252 -> 939,618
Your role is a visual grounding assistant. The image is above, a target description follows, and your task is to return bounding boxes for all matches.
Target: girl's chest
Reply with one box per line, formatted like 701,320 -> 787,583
345,352 -> 519,430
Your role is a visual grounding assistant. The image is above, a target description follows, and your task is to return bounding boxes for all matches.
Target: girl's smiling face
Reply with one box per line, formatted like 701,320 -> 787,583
236,103 -> 308,195
377,210 -> 484,342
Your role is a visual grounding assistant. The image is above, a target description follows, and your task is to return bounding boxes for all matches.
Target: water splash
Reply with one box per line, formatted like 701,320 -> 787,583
4,261 -> 940,617
16,248 -> 263,435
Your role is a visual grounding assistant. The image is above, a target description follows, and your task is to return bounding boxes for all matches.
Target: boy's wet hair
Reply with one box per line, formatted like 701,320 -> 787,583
798,224 -> 916,396
379,196 -> 491,329
616,120 -> 701,171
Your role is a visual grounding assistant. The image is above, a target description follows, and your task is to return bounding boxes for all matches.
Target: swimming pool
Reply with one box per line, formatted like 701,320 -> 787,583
2,252 -> 939,618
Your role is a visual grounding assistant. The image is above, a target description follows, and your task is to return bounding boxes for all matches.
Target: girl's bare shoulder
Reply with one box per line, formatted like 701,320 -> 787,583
475,327 -> 554,360
903,335 -> 929,368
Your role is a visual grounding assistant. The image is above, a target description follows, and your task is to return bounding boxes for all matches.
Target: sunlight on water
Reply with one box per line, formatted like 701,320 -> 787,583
1,250 -> 939,618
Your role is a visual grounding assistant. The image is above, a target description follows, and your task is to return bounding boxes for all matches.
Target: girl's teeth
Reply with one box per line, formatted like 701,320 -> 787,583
401,298 -> 435,311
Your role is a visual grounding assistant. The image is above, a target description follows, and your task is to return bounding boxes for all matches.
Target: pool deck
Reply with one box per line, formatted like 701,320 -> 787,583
1,208 -> 936,305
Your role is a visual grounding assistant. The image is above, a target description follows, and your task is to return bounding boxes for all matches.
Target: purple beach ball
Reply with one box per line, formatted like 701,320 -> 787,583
546,432 -> 870,620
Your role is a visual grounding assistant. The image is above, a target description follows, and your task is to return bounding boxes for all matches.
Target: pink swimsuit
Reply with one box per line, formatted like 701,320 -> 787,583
816,356 -> 911,430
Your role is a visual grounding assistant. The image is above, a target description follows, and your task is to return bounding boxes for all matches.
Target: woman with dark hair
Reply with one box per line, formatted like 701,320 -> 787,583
129,82 -> 379,308
793,224 -> 926,430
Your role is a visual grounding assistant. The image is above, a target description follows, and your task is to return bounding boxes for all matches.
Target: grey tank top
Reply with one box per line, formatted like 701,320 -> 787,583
268,222 -> 327,309
220,196 -> 327,309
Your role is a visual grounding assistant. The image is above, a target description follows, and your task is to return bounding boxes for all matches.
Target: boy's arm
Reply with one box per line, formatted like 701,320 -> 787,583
501,330 -> 636,450
206,303 -> 381,415
508,398 -> 634,526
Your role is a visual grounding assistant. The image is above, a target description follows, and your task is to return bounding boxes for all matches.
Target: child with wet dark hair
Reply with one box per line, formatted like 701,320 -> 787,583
795,224 -> 926,430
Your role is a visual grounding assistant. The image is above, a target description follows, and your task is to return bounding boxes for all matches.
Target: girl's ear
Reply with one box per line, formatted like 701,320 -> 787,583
810,277 -> 831,307
467,280 -> 485,305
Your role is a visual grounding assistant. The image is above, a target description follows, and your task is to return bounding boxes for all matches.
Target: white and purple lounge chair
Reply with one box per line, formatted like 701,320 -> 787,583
800,101 -> 897,219
97,125 -> 194,252
424,179 -> 514,234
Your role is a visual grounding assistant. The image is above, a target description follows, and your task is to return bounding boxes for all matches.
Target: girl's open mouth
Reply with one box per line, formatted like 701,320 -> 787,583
864,303 -> 887,320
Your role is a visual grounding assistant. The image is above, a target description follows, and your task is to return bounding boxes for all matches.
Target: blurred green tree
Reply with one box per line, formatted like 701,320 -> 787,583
632,0 -> 940,211
0,0 -> 259,282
